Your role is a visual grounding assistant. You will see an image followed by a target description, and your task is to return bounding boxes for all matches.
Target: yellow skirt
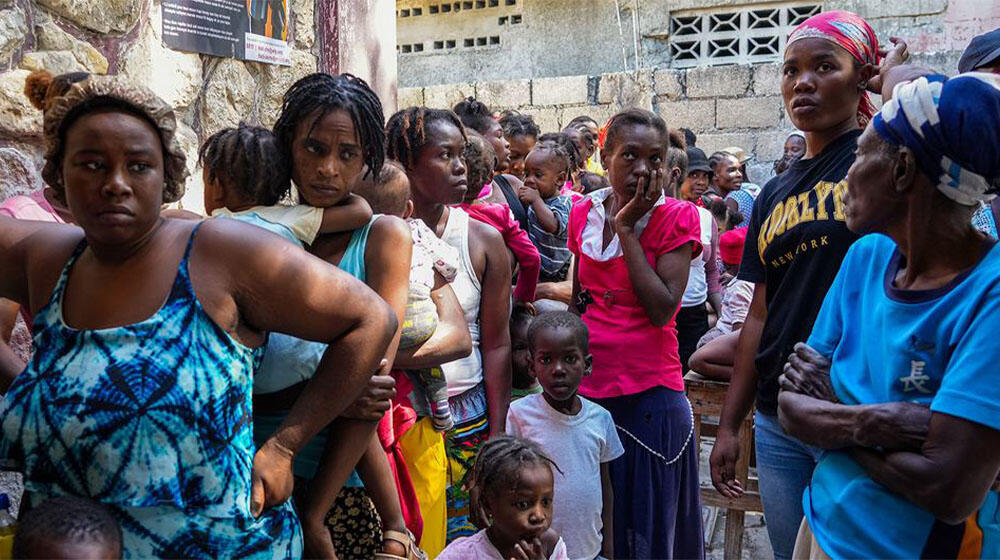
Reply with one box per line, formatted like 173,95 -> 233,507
399,417 -> 448,559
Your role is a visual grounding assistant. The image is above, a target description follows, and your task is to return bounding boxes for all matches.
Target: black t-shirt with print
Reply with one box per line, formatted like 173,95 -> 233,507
738,129 -> 861,415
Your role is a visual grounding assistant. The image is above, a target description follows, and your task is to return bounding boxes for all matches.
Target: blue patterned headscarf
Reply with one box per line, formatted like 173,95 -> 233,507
872,72 -> 1000,206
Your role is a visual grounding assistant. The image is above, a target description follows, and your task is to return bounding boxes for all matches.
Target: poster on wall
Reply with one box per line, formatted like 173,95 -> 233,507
161,0 -> 290,65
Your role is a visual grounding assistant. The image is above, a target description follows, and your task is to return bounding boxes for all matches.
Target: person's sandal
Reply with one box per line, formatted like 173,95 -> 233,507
374,529 -> 427,560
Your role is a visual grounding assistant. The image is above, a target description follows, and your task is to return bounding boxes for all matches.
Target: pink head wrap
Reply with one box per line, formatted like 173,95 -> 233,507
787,10 -> 881,126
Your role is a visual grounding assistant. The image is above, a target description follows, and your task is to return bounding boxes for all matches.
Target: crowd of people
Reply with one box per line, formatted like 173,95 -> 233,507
0,9 -> 998,560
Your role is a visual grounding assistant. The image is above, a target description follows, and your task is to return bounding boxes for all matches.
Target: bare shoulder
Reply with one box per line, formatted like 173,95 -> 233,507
468,217 -> 505,251
368,214 -> 412,247
500,173 -> 524,189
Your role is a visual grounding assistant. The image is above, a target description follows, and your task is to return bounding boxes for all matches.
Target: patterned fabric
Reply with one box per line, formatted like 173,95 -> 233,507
972,202 -> 999,238
0,225 -> 301,559
872,72 -> 1000,206
725,187 -> 757,226
527,194 -> 573,279
326,487 -> 382,559
444,383 -> 490,543
787,10 -> 880,126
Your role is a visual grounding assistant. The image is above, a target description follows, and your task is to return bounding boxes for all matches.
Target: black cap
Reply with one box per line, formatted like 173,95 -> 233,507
686,147 -> 711,174
959,28 -> 1000,73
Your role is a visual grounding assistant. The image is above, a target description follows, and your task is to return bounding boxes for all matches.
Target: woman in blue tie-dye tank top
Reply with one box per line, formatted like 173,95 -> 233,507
0,75 -> 396,559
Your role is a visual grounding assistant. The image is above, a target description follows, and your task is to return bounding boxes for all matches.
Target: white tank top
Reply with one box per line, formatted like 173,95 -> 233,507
439,207 -> 483,397
681,206 -> 714,307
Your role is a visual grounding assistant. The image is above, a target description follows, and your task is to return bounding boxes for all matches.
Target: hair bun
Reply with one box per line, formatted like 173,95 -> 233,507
24,70 -> 54,111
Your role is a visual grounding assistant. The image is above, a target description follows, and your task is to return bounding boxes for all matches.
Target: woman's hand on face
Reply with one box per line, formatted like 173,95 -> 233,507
614,169 -> 664,234
250,437 -> 296,517
869,37 -> 909,94
778,342 -> 838,402
342,360 -> 395,421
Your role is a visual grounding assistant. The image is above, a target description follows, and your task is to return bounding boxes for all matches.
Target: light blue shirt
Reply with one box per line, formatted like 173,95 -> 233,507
804,233 -> 1000,559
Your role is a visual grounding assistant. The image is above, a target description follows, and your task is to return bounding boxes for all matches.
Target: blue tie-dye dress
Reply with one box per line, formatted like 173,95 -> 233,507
0,225 -> 302,559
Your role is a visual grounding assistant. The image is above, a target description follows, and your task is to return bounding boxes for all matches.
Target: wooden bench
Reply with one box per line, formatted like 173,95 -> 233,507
685,371 -> 763,559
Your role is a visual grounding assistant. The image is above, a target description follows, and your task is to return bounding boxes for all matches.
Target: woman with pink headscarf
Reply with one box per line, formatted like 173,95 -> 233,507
708,11 -> 908,559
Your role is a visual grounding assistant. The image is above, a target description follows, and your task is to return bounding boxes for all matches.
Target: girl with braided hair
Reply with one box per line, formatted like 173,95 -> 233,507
437,436 -> 569,559
387,105 -> 513,544
252,73 -> 426,560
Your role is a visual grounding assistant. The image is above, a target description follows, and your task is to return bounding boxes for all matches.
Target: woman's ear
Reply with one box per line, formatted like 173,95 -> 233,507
858,63 -> 877,91
893,147 -> 918,194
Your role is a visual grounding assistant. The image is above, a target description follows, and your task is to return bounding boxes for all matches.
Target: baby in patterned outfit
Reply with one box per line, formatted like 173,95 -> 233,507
355,162 -> 461,431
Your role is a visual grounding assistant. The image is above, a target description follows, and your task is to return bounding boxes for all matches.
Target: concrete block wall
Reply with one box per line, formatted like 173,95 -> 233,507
399,39 -> 976,186
399,63 -> 800,185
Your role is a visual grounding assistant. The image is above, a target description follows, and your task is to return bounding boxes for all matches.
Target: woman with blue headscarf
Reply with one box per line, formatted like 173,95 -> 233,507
777,66 -> 1000,559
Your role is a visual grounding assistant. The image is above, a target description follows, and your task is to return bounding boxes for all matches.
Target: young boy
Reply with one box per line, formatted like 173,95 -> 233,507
13,496 -> 122,559
506,311 -> 624,560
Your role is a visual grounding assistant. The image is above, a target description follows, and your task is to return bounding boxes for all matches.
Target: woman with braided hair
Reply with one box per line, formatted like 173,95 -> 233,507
387,106 -> 513,544
499,111 -> 540,182
252,73 -> 427,560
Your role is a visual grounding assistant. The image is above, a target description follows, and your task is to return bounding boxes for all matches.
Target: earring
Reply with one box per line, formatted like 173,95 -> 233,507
859,80 -> 868,90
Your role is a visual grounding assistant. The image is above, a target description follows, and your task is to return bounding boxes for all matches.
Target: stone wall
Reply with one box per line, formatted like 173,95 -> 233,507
400,48 -> 969,185
398,0 -> 1000,185
0,0 -> 395,214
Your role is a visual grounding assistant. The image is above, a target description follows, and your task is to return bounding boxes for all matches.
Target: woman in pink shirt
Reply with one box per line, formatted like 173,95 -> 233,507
568,108 -> 703,559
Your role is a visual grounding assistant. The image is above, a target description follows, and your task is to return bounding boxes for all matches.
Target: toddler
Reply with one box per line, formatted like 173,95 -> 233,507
200,122 -> 372,247
438,435 -> 570,560
510,303 -> 541,400
520,143 -> 574,283
354,160 -> 463,431
13,496 -> 122,559
537,132 -> 585,201
457,132 -> 541,303
506,312 -> 623,560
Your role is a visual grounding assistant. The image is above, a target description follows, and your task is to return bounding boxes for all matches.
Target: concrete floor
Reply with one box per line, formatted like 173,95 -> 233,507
700,439 -> 774,560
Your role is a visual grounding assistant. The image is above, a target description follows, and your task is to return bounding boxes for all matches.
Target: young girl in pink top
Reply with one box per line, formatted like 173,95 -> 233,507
568,108 -> 704,559
457,132 -> 541,303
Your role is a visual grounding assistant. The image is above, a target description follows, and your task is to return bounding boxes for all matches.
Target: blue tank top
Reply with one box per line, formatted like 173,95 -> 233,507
254,216 -> 377,480
0,224 -> 301,558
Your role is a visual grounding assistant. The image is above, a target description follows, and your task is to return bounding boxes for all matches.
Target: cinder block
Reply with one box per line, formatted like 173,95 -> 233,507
685,65 -> 751,98
532,75 -> 589,106
653,68 -> 683,99
752,62 -> 782,96
696,132 -> 757,160
656,99 -> 715,132
598,69 -> 654,109
755,129 -> 799,161
423,82 -> 475,109
397,87 -> 424,108
716,97 -> 782,129
530,106 -> 563,134
476,79 -> 531,110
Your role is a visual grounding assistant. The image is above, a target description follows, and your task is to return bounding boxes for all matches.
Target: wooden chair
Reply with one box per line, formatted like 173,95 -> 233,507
685,371 -> 763,559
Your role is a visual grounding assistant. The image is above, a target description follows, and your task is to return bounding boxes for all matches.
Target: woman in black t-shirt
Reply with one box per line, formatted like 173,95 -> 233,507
708,10 -> 908,560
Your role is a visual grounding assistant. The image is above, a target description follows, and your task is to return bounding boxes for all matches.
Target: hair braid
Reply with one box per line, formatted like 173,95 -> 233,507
386,106 -> 467,170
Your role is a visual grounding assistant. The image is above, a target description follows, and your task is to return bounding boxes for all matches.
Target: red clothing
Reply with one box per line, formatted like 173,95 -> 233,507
381,372 -> 423,539
455,202 -> 541,302
568,193 -> 702,398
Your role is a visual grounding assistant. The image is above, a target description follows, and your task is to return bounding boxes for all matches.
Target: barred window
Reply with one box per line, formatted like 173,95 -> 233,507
669,3 -> 821,68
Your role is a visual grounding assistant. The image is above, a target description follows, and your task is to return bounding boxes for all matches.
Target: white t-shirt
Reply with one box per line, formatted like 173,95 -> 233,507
506,394 -> 624,560
682,206 -> 715,307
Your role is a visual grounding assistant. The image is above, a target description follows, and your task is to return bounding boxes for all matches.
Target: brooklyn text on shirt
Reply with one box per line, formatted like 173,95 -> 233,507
757,179 -> 848,265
